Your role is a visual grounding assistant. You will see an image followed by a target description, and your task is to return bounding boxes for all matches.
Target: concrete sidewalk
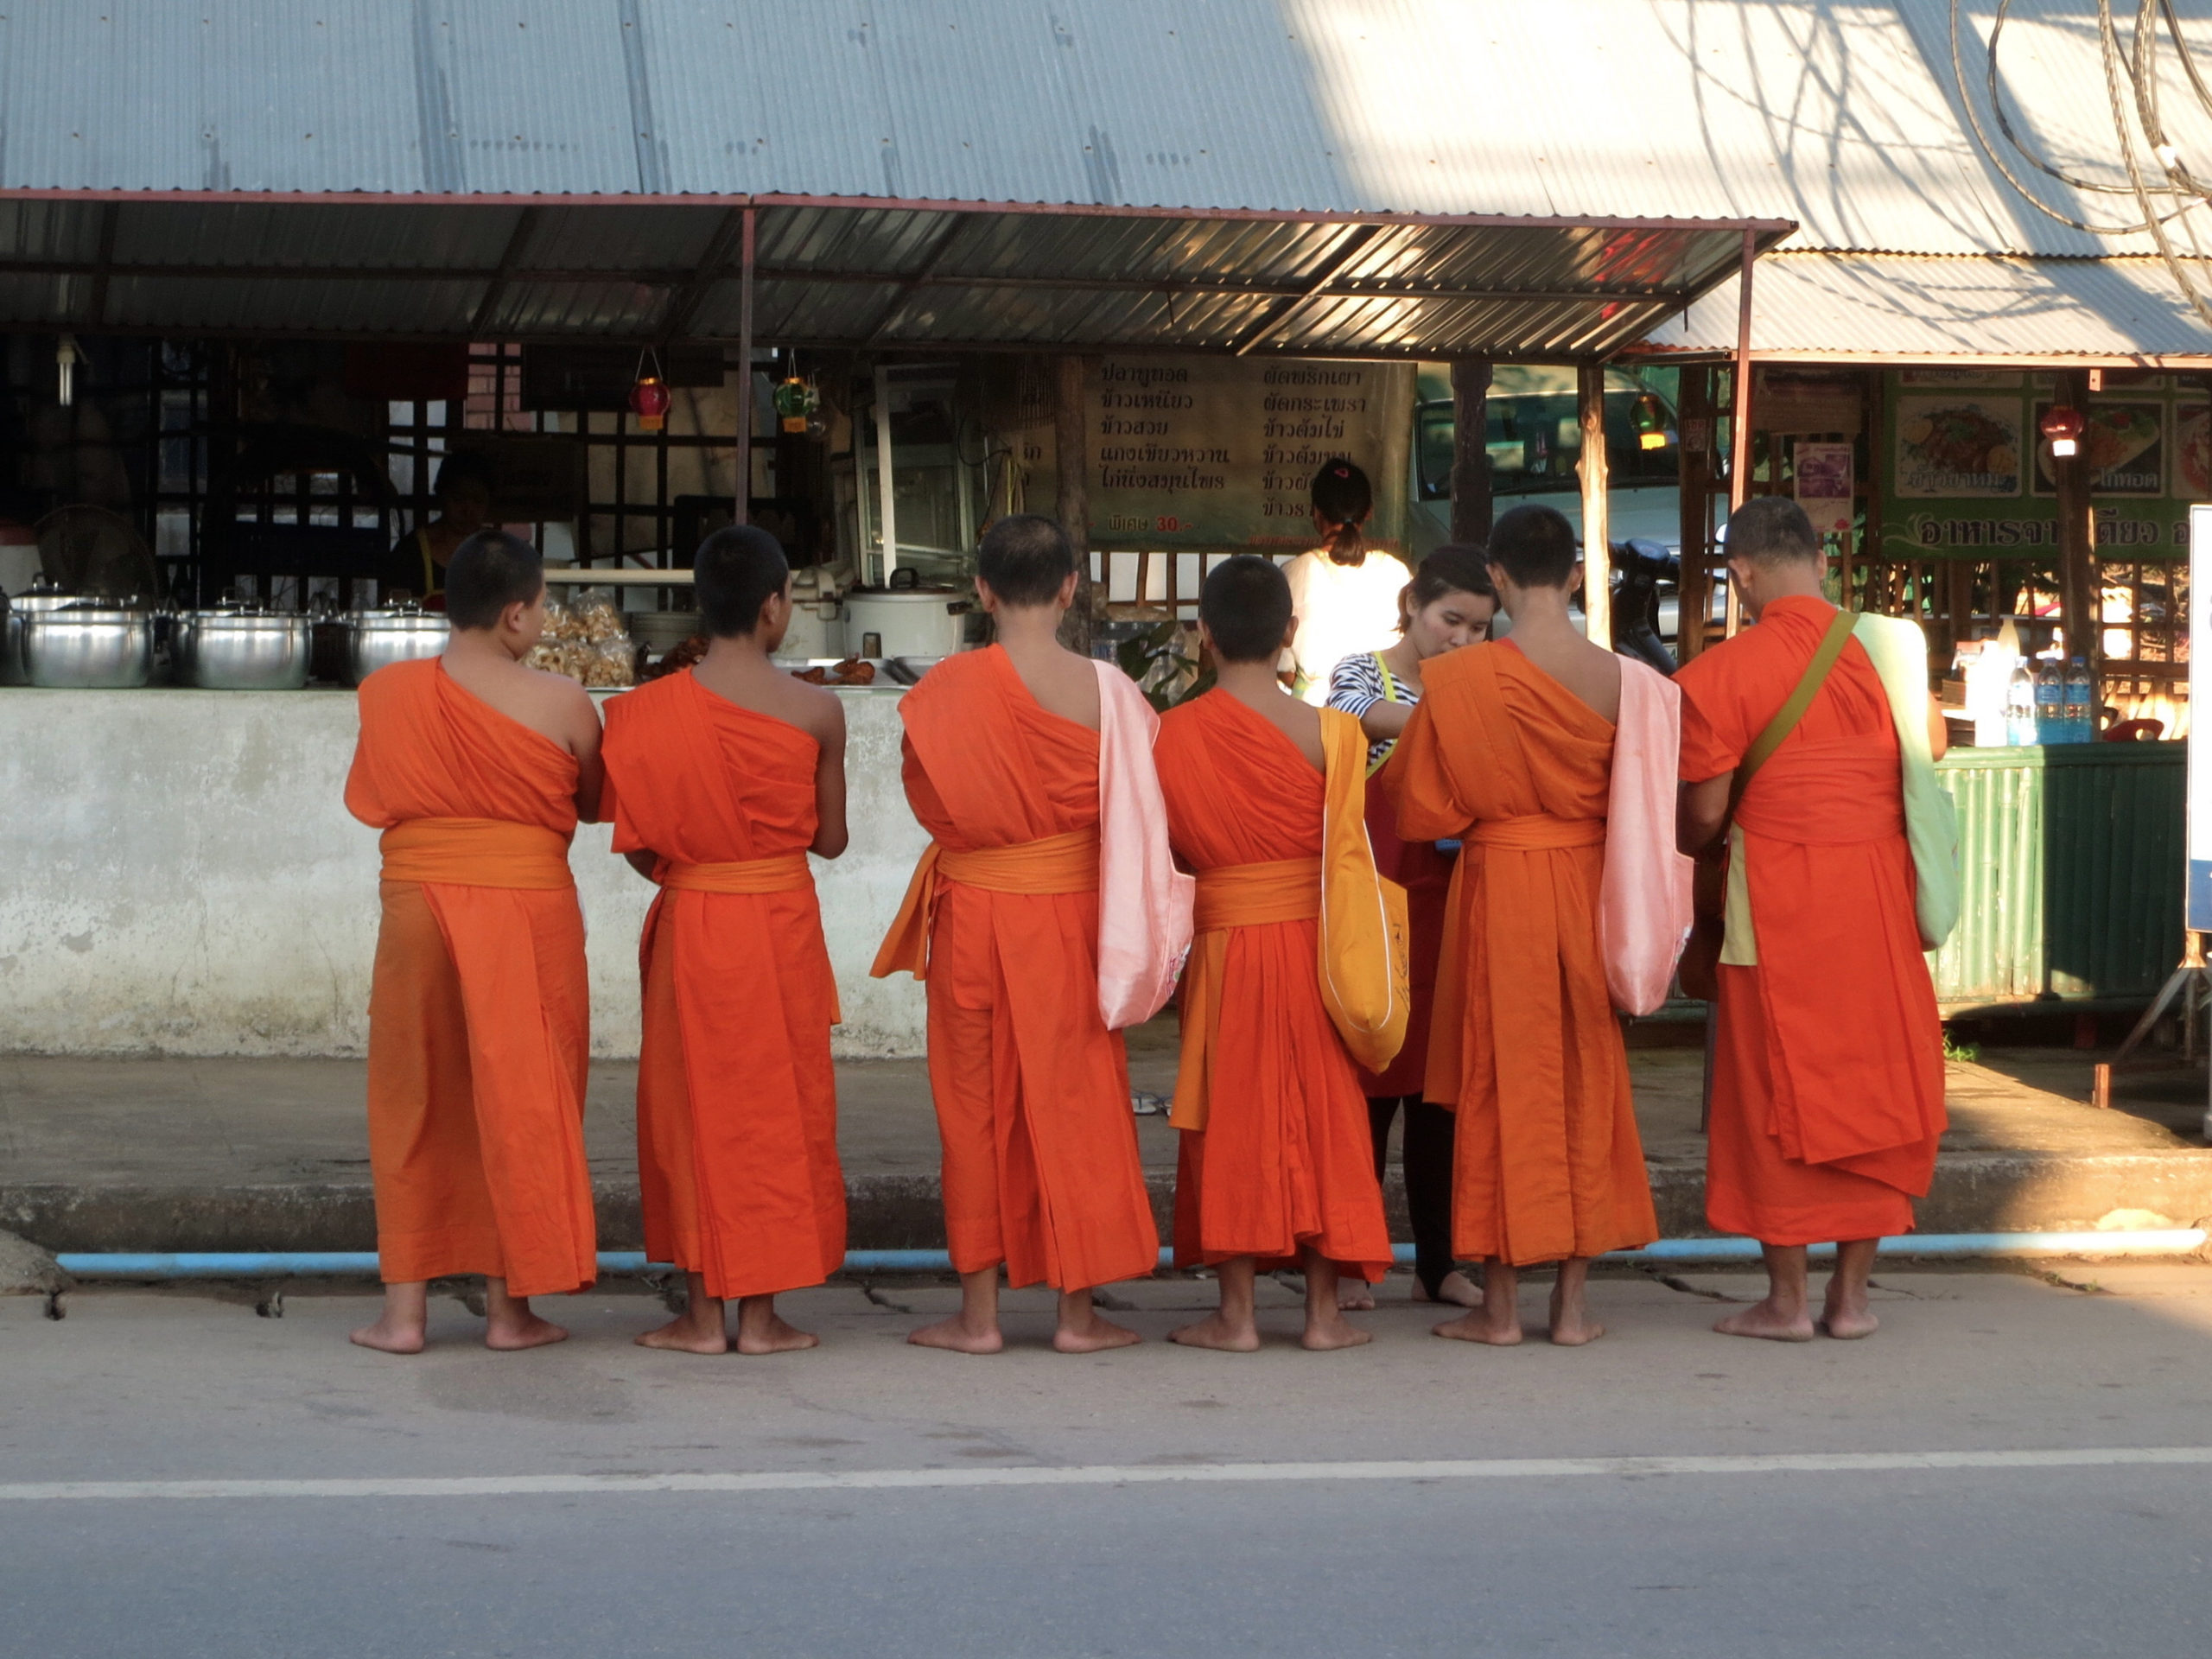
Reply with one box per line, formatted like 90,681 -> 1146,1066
3,1019 -> 2211,1254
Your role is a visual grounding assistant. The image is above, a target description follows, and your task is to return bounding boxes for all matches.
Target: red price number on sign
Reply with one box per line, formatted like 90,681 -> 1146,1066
1154,515 -> 1183,533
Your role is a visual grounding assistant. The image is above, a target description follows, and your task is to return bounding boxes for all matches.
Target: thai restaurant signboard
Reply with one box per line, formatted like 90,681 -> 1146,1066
1017,356 -> 1415,553
1878,369 -> 2210,559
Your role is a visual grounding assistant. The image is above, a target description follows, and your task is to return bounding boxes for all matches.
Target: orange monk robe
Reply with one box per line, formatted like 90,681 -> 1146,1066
1382,642 -> 1659,1266
343,658 -> 597,1298
1154,692 -> 1394,1279
601,671 -> 847,1301
1673,596 -> 1946,1244
878,646 -> 1160,1292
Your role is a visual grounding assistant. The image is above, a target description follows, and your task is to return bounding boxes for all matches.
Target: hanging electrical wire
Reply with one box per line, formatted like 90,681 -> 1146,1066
1953,0 -> 2212,326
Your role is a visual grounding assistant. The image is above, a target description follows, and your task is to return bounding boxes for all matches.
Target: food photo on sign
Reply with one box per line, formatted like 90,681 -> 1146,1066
2031,401 -> 2164,495
1893,395 -> 2023,499
1792,442 -> 1856,534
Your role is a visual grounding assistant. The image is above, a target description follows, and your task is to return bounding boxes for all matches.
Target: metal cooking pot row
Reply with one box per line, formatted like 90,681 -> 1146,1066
1,597 -> 452,690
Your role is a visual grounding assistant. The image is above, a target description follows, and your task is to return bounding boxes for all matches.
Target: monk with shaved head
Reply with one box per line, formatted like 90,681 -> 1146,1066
345,531 -> 604,1353
873,514 -> 1187,1354
1675,496 -> 1948,1342
603,524 -> 849,1357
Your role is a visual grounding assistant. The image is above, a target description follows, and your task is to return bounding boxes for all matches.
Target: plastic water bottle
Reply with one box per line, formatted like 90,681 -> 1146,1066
2034,659 -> 2064,744
2064,658 -> 2094,742
2007,661 -> 2038,747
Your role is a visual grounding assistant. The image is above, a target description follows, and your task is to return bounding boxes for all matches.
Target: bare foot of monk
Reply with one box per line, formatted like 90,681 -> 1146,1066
350,1281 -> 429,1354
636,1273 -> 729,1353
1169,1310 -> 1262,1351
1547,1259 -> 1605,1346
1300,1249 -> 1372,1350
1817,1237 -> 1883,1339
1713,1299 -> 1816,1342
910,1266 -> 1004,1354
1714,1241 -> 1817,1342
483,1279 -> 569,1351
1054,1290 -> 1142,1353
1435,1261 -> 1522,1344
736,1294 -> 819,1355
1337,1281 -> 1377,1312
1172,1256 -> 1262,1351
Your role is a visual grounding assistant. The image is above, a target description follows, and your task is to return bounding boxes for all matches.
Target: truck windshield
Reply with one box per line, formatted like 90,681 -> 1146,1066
1416,390 -> 1678,502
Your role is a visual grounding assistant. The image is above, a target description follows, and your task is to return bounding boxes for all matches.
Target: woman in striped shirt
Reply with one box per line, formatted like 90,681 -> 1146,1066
1325,544 -> 1497,1310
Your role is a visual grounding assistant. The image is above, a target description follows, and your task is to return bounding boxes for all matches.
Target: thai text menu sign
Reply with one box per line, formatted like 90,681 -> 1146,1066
1082,357 -> 1413,550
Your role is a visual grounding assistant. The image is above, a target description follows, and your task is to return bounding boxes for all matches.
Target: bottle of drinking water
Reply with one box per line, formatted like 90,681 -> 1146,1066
2034,658 -> 2064,744
2064,658 -> 2094,743
2007,661 -> 2038,747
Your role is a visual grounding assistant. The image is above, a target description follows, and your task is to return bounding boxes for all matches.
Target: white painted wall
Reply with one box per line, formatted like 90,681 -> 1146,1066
0,685 -> 930,1058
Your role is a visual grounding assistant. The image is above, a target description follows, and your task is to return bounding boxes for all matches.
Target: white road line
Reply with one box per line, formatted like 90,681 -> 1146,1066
3,1446 -> 2209,1503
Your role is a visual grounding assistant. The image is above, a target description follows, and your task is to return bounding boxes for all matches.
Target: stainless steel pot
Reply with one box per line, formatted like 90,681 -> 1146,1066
174,609 -> 311,690
22,607 -> 154,689
344,608 -> 448,685
3,589 -> 84,685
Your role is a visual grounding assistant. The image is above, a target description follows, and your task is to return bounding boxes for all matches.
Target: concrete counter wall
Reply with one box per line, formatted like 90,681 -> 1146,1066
0,686 -> 931,1058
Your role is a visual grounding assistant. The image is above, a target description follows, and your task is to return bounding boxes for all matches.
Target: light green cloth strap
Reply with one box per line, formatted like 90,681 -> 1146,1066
1851,613 -> 1961,950
1721,614 -> 1961,965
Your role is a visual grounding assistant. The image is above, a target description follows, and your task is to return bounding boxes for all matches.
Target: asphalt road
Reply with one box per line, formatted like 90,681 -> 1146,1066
4,1262 -> 2211,1658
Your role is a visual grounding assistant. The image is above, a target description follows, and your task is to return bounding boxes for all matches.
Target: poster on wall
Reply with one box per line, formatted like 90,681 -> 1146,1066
2030,402 -> 2164,496
1892,395 -> 2023,499
1793,442 -> 1856,534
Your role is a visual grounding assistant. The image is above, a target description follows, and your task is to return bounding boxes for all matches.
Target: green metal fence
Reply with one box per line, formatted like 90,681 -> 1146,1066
1933,743 -> 2185,1009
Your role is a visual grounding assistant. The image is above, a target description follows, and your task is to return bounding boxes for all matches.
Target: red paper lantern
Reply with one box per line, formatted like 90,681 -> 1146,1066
629,374 -> 672,431
2040,404 -> 2086,459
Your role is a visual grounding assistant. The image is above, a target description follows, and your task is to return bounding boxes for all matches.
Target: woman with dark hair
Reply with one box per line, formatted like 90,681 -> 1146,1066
1325,544 -> 1497,1309
382,452 -> 496,611
1280,458 -> 1412,706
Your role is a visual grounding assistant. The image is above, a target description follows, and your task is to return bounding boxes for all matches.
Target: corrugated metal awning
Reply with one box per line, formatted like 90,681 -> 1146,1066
1627,251 -> 2212,365
0,197 -> 1781,359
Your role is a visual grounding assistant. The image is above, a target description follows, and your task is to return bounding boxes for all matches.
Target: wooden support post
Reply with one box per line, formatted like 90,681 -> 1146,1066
1451,356 -> 1492,545
732,207 -> 755,528
1055,353 -> 1093,653
2054,365 -> 2098,679
1725,227 -> 1758,638
1675,365 -> 1713,660
1578,360 -> 1611,650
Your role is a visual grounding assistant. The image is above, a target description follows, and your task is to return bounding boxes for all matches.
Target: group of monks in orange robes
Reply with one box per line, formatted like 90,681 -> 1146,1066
346,495 -> 1943,1357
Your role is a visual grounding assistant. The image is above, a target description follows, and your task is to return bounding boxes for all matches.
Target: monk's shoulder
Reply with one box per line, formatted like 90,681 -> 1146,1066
353,656 -> 435,721
601,673 -> 679,747
776,675 -> 844,747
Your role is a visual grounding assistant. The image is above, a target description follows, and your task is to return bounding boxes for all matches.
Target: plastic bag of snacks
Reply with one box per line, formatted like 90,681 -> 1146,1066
586,635 -> 637,689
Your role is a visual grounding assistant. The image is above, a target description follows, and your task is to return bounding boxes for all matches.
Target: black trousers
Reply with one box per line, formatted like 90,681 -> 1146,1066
1367,1094 -> 1458,1298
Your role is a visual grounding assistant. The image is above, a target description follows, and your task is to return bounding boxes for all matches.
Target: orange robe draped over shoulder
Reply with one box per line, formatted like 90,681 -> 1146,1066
1674,596 -> 1946,1244
881,646 -> 1160,1291
1154,691 -> 1394,1280
1382,642 -> 1658,1266
601,671 -> 847,1300
343,658 -> 597,1297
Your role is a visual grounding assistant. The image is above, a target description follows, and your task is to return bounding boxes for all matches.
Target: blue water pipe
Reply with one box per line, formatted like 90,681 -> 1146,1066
50,1230 -> 2208,1280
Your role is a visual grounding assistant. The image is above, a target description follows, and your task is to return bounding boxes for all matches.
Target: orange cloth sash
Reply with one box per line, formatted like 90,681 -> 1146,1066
1171,857 -> 1323,1132
378,817 -> 574,889
1471,815 -> 1605,852
657,852 -> 814,894
871,826 -> 1101,982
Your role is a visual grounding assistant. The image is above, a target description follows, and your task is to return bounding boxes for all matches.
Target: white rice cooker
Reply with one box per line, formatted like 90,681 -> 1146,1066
775,567 -> 849,659
837,588 -> 969,659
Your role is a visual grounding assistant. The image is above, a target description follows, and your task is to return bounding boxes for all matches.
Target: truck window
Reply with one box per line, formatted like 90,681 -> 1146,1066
1416,390 -> 1676,501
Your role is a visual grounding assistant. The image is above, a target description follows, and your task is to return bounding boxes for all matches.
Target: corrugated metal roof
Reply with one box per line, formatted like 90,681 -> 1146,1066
1,0 -> 2194,257
1635,251 -> 2212,360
